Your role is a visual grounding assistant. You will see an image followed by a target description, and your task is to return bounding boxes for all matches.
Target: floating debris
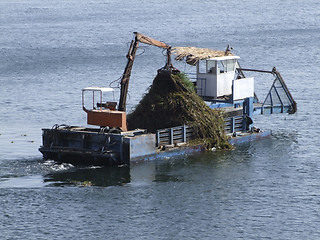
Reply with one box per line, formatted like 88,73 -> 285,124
72,180 -> 93,187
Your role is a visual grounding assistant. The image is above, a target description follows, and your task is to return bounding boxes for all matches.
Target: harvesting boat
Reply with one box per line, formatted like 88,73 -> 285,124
39,32 -> 296,165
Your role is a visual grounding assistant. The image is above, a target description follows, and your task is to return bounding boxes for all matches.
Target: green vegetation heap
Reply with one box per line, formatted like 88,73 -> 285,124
127,71 -> 231,149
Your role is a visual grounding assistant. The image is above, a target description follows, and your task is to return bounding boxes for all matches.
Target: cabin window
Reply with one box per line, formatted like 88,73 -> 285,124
206,60 -> 216,73
197,60 -> 206,73
218,61 -> 225,73
218,59 -> 236,73
226,59 -> 236,72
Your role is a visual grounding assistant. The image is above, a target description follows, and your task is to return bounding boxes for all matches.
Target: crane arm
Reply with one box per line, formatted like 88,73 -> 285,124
118,32 -> 173,112
134,32 -> 173,71
134,32 -> 170,49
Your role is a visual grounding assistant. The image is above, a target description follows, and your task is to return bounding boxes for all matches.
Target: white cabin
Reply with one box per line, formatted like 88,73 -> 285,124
196,55 -> 254,101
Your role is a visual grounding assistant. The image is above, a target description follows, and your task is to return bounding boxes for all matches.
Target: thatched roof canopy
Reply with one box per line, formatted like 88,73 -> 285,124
172,46 -> 233,65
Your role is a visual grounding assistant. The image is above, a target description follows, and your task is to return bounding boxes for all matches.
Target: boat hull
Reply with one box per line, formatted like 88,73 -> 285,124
39,126 -> 271,165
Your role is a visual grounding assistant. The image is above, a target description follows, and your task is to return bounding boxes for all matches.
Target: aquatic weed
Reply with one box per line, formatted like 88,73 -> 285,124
127,71 -> 231,149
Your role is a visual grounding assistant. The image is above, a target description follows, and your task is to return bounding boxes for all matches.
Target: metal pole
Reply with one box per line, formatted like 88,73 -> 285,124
237,68 -> 273,74
118,37 -> 140,112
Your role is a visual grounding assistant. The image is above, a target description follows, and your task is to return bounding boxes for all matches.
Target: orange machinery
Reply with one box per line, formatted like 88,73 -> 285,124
82,87 -> 127,131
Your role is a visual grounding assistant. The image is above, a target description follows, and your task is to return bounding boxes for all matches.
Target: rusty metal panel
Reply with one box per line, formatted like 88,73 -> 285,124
87,110 -> 127,131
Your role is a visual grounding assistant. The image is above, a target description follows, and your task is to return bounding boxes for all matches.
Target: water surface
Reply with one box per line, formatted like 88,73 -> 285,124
1,0 -> 320,239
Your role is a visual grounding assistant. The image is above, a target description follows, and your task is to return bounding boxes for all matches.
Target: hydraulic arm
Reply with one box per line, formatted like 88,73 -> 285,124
118,32 -> 174,112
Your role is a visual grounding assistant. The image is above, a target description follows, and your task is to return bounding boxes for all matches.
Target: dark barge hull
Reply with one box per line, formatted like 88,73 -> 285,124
40,148 -> 118,165
39,124 -> 270,166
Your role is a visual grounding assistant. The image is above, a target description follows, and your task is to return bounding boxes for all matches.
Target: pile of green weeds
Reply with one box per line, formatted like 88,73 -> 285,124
127,71 -> 231,149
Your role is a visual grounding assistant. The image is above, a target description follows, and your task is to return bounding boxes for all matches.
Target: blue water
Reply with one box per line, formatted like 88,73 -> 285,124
1,0 -> 320,239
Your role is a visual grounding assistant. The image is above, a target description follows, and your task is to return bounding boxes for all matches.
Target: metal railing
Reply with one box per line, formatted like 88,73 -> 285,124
237,67 -> 297,114
224,116 -> 246,134
156,116 -> 247,146
156,125 -> 194,147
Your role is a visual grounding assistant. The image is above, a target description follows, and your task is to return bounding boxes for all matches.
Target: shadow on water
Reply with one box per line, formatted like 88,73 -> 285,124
43,153 -> 227,187
0,158 -> 131,188
149,130 -> 299,184
1,154 -> 230,188
43,165 -> 130,187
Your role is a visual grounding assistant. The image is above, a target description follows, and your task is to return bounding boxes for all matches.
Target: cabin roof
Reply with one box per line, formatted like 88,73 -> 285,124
207,55 -> 240,61
82,87 -> 115,92
172,46 -> 236,65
